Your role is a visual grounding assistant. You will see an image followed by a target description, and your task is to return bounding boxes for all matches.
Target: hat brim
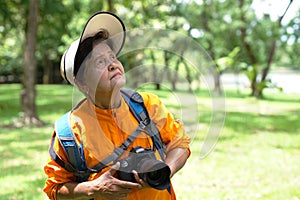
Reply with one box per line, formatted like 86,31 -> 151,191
79,11 -> 126,56
60,39 -> 80,85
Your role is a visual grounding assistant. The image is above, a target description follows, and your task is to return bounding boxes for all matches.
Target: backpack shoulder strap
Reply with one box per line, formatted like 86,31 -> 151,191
55,112 -> 86,169
121,88 -> 150,126
49,111 -> 91,182
121,88 -> 166,160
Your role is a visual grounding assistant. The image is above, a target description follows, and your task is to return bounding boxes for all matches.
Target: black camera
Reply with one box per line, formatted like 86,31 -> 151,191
117,146 -> 171,190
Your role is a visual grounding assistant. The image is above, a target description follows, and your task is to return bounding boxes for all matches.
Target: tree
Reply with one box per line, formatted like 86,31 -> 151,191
38,0 -> 78,84
237,0 -> 294,98
106,0 -> 115,12
200,0 -> 222,94
20,0 -> 44,126
256,0 -> 294,97
0,0 -> 298,98
183,0 -> 236,94
280,14 -> 300,68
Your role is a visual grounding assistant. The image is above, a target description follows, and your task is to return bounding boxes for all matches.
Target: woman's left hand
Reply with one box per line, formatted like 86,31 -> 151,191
132,170 -> 150,189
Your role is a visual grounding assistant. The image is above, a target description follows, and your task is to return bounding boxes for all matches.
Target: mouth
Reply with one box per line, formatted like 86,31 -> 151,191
110,72 -> 122,80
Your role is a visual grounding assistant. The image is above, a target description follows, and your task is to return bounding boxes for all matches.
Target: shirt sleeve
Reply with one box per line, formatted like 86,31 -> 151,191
43,132 -> 76,200
140,92 -> 191,155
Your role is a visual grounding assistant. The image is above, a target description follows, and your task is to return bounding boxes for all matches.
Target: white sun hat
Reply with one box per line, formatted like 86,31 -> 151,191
60,11 -> 126,85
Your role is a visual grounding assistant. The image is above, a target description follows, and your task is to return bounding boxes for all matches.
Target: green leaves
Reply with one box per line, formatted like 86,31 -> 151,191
0,0 -> 298,94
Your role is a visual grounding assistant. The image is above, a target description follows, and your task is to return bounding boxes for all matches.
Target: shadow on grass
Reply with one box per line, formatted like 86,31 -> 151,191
225,111 -> 300,134
224,89 -> 300,103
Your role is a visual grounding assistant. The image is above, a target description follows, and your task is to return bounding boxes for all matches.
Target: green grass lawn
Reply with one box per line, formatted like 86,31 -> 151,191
0,84 -> 300,200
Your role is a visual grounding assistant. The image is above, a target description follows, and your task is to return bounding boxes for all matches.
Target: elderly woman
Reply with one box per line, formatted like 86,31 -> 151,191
43,11 -> 190,200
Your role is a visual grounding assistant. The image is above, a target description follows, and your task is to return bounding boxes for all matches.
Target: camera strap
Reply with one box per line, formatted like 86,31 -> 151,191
121,88 -> 166,160
90,121 -> 148,171
92,89 -> 166,170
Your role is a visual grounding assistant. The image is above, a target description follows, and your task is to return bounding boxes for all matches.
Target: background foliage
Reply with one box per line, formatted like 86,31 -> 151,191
0,0 -> 299,92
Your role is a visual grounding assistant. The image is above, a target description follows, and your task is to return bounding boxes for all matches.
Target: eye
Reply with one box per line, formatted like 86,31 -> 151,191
110,54 -> 116,60
98,58 -> 105,66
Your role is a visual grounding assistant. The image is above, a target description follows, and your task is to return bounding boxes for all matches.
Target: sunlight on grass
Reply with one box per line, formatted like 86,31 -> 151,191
172,89 -> 300,200
173,131 -> 300,200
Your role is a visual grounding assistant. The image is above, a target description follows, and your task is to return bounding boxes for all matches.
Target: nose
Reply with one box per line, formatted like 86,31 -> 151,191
108,59 -> 118,71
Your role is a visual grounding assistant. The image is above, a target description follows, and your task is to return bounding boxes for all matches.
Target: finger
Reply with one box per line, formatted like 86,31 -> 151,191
107,162 -> 120,176
116,179 -> 142,189
132,170 -> 141,183
132,170 -> 149,188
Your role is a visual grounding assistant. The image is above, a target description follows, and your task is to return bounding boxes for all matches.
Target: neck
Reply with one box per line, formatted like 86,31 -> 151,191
92,88 -> 122,109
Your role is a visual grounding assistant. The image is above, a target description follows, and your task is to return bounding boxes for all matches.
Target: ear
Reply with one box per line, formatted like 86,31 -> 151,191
74,78 -> 89,95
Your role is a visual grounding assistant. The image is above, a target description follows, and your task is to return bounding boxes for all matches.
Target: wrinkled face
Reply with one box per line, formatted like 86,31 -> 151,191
78,42 -> 126,94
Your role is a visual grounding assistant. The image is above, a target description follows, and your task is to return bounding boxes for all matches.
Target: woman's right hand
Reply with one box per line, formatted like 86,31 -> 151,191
90,162 -> 142,200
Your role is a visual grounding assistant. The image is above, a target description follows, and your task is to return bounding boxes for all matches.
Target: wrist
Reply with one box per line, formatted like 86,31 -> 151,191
57,182 -> 94,200
80,181 -> 95,198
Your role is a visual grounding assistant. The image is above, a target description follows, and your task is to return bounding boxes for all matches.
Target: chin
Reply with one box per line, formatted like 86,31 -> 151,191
115,77 -> 126,88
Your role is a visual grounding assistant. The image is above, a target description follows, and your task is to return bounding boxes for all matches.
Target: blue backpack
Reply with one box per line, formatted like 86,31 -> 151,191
49,88 -> 166,182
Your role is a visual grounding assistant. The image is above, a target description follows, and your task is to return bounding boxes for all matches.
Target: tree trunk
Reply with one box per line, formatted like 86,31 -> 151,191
213,67 -> 222,94
42,52 -> 53,84
163,51 -> 171,90
106,0 -> 115,12
255,8 -> 288,98
183,59 -> 193,93
238,0 -> 261,97
254,41 -> 276,98
202,0 -> 222,94
20,0 -> 44,126
246,0 -> 291,98
150,50 -> 161,90
171,57 -> 181,91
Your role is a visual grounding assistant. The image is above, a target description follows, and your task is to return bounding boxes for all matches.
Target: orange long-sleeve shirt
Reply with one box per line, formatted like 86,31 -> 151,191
43,92 -> 190,200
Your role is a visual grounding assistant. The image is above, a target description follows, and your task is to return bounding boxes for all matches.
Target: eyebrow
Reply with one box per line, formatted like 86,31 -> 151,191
95,50 -> 115,58
94,54 -> 105,61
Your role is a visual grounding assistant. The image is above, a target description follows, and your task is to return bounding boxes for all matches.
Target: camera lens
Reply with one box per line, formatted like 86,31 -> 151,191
117,147 -> 171,190
139,159 -> 171,190
148,170 -> 160,180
